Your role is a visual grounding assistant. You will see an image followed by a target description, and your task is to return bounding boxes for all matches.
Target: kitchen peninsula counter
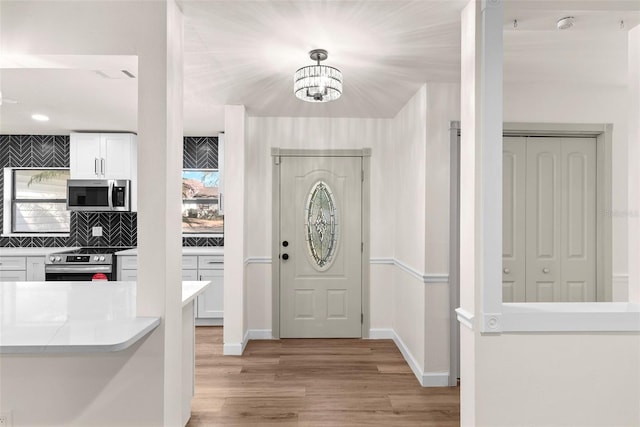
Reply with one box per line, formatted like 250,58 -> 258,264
0,281 -> 210,353
0,280 -> 210,426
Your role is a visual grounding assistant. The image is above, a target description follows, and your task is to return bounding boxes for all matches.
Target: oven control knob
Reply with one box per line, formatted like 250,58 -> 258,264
55,256 -> 61,262
94,256 -> 99,261
99,256 -> 105,261
49,256 -> 55,262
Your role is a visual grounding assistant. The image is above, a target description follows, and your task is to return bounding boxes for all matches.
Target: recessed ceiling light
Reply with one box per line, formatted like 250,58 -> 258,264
557,16 -> 575,30
32,114 -> 50,122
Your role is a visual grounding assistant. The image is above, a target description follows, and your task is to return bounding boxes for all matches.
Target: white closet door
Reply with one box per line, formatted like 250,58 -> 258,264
502,137 -> 527,302
560,138 -> 597,302
525,137 -> 596,302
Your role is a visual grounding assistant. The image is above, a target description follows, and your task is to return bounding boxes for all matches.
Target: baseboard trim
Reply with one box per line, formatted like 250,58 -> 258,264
223,343 -> 243,356
246,329 -> 273,340
195,318 -> 223,326
368,328 -> 394,339
223,330 -> 251,356
391,329 -> 450,387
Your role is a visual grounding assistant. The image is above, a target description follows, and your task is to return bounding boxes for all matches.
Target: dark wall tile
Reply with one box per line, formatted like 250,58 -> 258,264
1,135 -> 222,248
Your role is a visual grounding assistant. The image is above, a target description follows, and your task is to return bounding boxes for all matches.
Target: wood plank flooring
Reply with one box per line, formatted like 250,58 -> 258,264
187,327 -> 460,426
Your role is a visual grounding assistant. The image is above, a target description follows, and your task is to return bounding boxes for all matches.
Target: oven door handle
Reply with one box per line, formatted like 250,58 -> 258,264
45,265 -> 112,274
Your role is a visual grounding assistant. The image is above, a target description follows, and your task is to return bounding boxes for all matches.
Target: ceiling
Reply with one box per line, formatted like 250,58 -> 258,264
0,0 -> 638,136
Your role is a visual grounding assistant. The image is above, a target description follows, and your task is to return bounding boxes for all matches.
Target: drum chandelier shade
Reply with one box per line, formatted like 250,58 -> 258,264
294,49 -> 342,103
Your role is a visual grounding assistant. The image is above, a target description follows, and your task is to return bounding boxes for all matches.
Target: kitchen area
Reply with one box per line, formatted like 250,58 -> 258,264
0,130 -> 225,425
0,132 -> 224,324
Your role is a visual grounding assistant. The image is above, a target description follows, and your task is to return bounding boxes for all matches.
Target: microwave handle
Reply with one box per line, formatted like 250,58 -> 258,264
108,181 -> 114,208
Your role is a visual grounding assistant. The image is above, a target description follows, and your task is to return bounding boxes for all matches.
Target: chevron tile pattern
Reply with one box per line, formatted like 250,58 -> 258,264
184,136 -> 218,169
1,135 -> 222,248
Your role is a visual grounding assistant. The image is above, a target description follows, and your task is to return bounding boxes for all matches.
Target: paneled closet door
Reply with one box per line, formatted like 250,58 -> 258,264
525,138 -> 563,302
503,136 -> 597,302
502,137 -> 527,302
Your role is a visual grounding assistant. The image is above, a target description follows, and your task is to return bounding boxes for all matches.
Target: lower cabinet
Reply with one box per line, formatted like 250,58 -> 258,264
0,256 -> 45,282
197,265 -> 223,320
117,253 -> 223,322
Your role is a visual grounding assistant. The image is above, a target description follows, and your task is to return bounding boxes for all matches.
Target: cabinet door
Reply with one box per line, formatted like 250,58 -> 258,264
120,270 -> 138,281
197,268 -> 223,319
102,134 -> 133,179
70,133 -> 102,178
26,257 -> 45,281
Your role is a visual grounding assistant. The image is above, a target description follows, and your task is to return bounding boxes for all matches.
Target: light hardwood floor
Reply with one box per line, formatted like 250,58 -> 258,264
187,327 -> 460,426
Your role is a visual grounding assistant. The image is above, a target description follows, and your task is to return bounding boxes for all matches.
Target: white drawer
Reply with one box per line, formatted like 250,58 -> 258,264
198,255 -> 224,269
0,256 -> 27,271
182,255 -> 198,270
182,269 -> 198,280
0,270 -> 27,281
119,256 -> 138,269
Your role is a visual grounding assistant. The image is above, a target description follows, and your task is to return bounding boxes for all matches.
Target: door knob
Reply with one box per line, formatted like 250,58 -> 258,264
542,268 -> 550,274
503,268 -> 510,274
282,253 -> 289,260
282,241 -> 289,247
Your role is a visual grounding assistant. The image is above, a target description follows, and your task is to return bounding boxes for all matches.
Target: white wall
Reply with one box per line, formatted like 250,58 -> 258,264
424,83 -> 460,374
474,334 -> 640,427
391,85 -> 427,374
244,116 -> 393,336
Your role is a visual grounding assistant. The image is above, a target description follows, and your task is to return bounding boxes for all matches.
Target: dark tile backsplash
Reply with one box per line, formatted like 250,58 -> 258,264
0,135 -> 222,248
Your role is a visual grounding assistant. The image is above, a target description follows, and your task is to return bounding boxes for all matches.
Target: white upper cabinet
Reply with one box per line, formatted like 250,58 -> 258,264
70,133 -> 137,180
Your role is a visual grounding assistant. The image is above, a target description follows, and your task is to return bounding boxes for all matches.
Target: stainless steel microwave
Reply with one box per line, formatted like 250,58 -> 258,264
67,179 -> 131,212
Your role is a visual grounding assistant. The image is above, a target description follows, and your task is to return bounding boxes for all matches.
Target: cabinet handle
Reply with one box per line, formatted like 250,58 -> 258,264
542,268 -> 550,274
95,158 -> 100,176
199,275 -> 202,280
101,158 -> 106,176
503,268 -> 510,274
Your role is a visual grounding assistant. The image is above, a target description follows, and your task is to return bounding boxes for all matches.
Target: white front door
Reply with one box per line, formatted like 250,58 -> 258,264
279,156 -> 362,338
503,136 -> 597,302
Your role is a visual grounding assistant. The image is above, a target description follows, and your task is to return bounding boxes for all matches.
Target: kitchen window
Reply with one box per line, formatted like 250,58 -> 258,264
182,169 -> 223,236
3,168 -> 71,235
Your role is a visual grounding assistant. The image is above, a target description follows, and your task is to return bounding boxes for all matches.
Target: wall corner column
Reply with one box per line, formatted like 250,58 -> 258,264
628,24 -> 640,303
136,1 -> 184,425
223,105 -> 248,354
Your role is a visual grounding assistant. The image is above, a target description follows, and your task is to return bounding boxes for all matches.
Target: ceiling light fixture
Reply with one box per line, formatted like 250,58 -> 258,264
556,16 -> 575,30
294,49 -> 342,103
31,114 -> 50,122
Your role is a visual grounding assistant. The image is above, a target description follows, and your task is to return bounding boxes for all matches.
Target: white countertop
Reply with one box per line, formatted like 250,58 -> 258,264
0,247 -> 79,257
0,280 -> 211,354
0,246 -> 223,257
115,247 -> 224,256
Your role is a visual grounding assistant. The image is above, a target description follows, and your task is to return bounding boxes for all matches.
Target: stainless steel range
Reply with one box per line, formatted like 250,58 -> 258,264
45,247 -> 130,281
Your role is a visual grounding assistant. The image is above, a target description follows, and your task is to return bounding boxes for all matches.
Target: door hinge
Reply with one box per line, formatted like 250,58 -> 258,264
361,242 -> 364,252
361,313 -> 364,324
361,170 -> 364,182
274,156 -> 281,165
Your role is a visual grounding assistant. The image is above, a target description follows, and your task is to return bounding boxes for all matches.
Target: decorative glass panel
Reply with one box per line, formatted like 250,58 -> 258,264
305,181 -> 339,270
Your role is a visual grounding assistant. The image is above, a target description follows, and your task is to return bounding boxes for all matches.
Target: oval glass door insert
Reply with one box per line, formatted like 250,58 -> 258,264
305,181 -> 339,270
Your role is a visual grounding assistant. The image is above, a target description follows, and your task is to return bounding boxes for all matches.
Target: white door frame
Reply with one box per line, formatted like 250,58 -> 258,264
271,148 -> 372,339
448,122 -> 613,383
